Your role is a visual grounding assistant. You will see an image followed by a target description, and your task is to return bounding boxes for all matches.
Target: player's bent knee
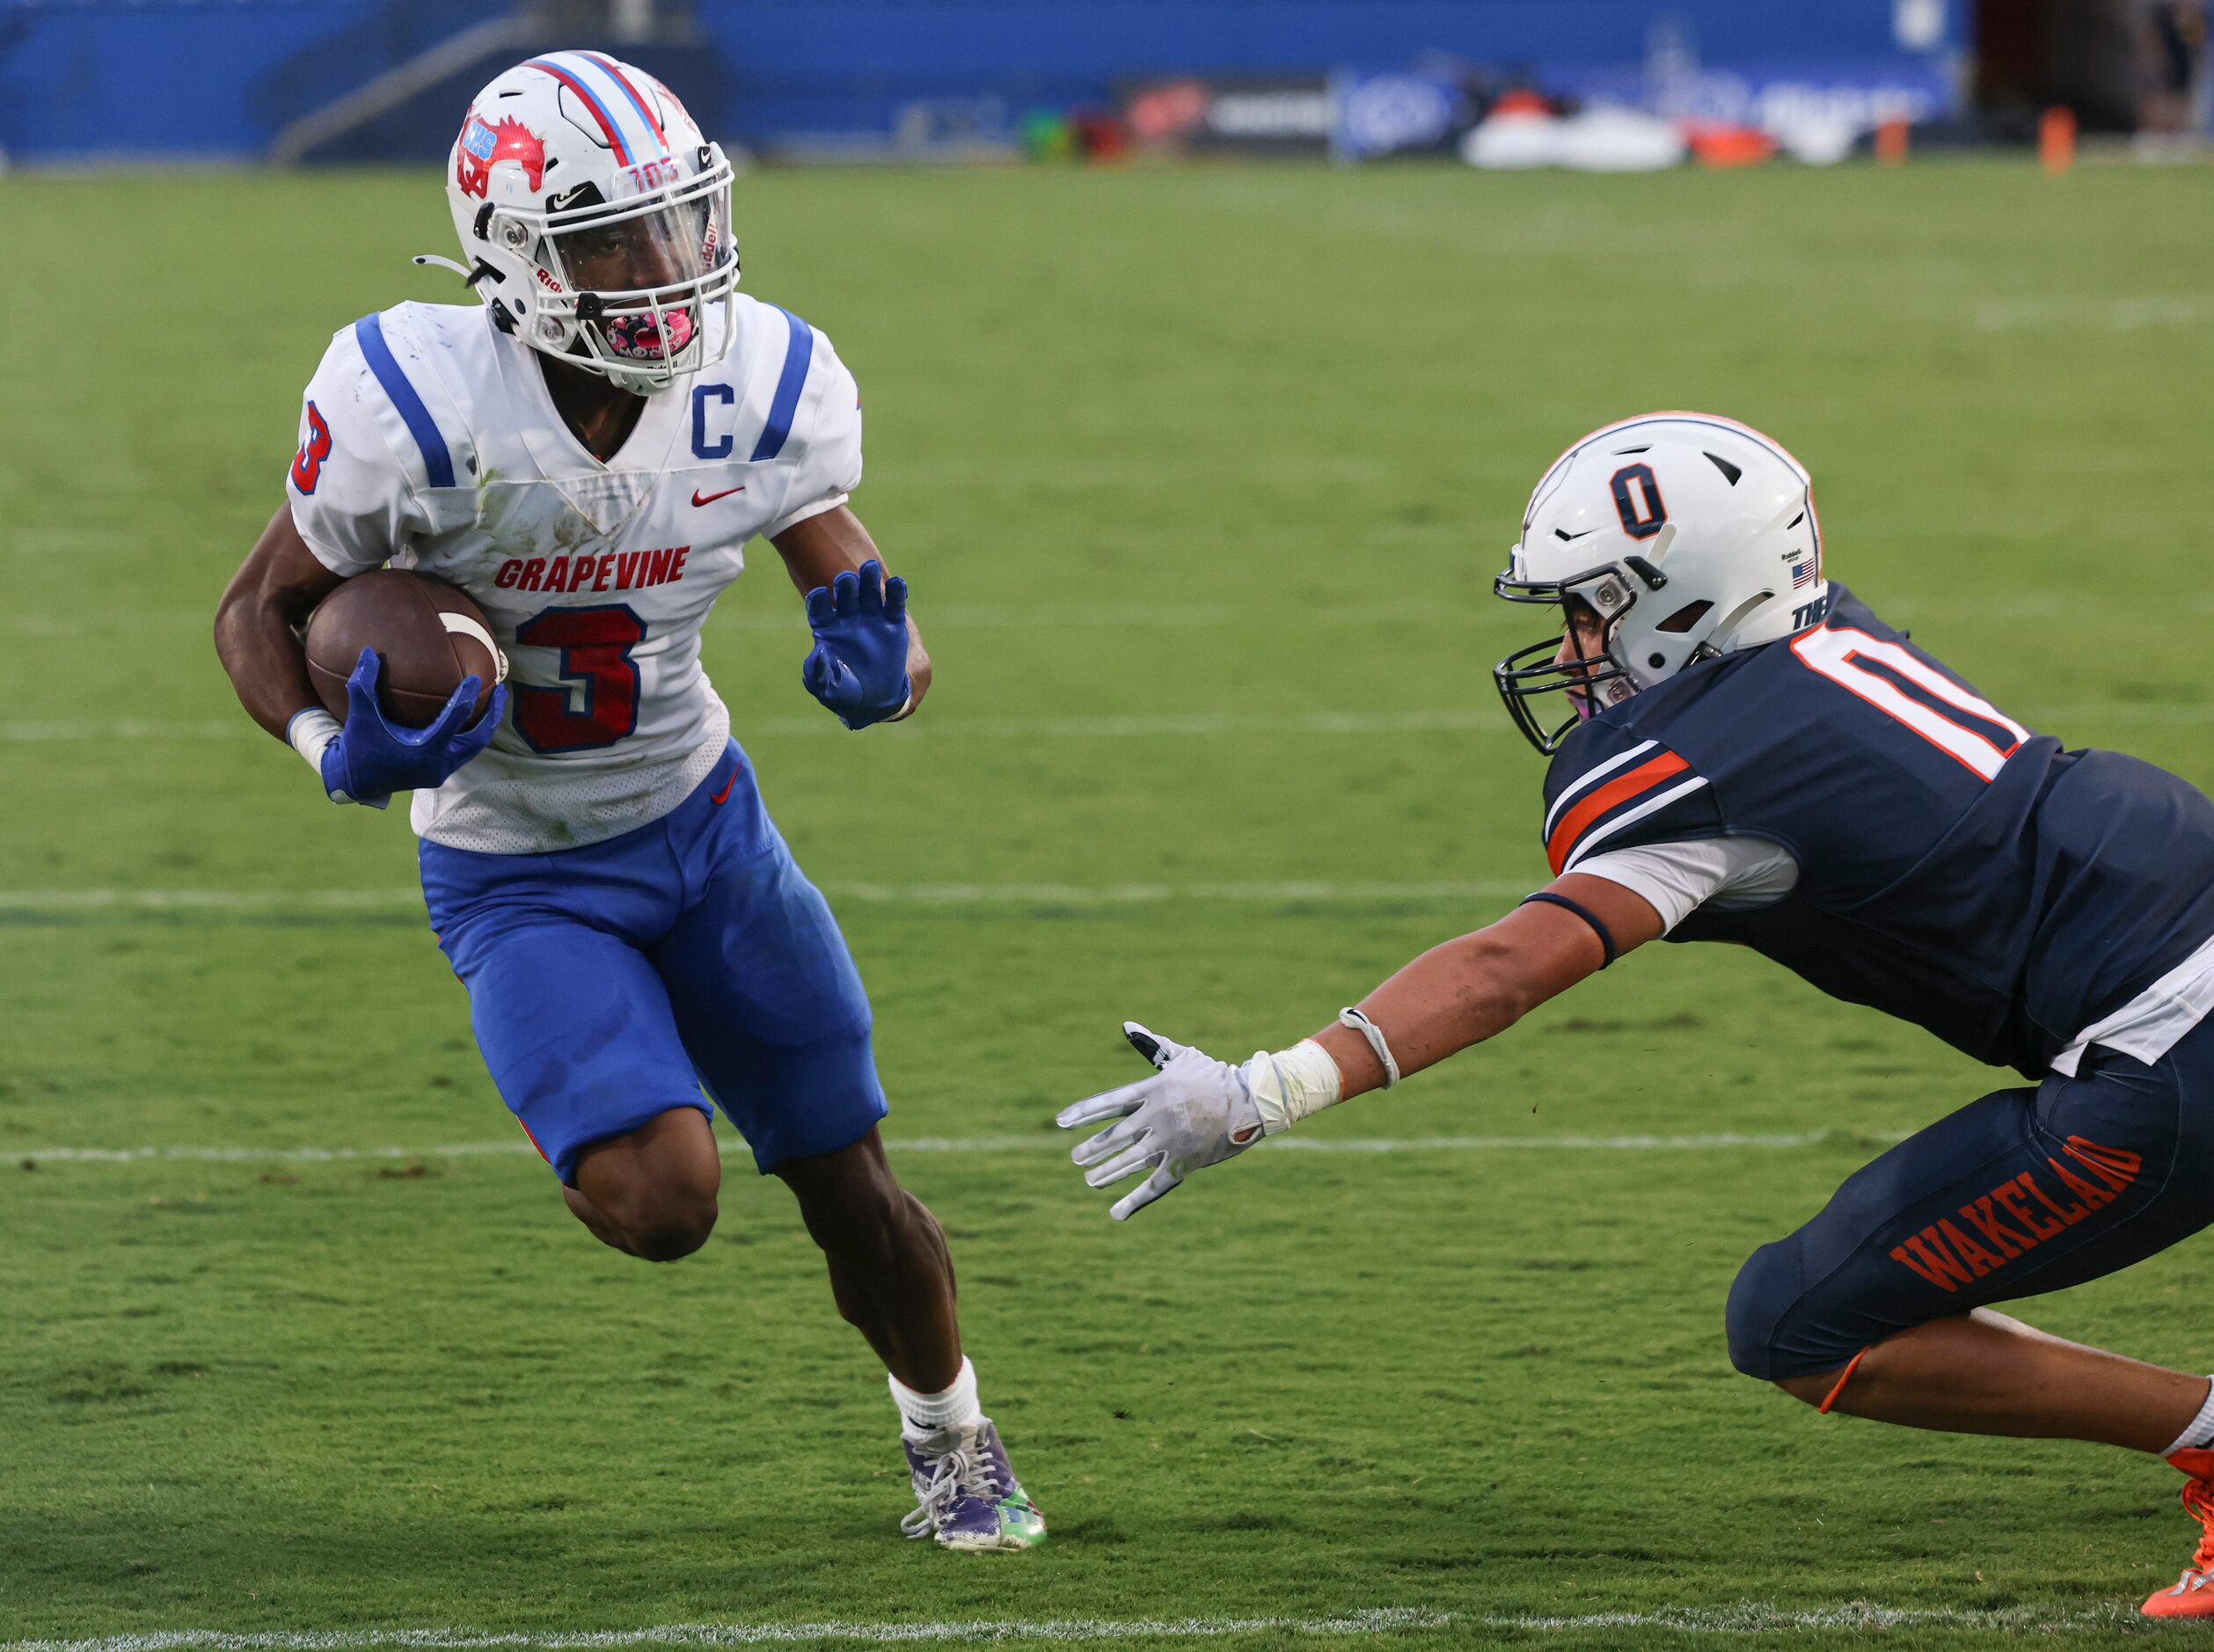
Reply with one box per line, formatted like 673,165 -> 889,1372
1774,1369 -> 1845,1408
623,1188 -> 719,1262
580,1166 -> 720,1261
630,1215 -> 715,1262
1723,1237 -> 1800,1382
1726,1233 -> 1880,1386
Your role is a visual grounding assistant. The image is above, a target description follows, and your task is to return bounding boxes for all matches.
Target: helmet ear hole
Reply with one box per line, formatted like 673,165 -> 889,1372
1656,600 -> 1713,634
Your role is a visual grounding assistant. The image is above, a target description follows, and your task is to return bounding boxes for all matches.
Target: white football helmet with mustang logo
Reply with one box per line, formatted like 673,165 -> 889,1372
438,51 -> 738,394
1494,413 -> 1828,754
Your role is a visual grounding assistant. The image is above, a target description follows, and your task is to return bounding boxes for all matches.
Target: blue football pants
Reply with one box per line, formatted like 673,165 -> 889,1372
419,742 -> 888,1185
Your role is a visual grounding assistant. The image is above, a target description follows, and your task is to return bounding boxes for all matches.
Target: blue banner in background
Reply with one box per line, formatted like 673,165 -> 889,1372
0,1 -> 384,159
0,0 -> 1961,164
1551,58 -> 1958,132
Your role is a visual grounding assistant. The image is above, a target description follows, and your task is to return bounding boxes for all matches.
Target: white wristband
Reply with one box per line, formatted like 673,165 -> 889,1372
1243,1038 -> 1344,1136
1337,1006 -> 1401,1088
285,708 -> 351,802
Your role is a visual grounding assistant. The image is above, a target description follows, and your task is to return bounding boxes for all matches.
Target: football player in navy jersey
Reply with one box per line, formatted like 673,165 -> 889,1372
1059,413 -> 2214,1617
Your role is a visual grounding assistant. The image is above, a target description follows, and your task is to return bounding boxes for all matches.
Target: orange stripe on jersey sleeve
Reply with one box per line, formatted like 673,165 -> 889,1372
1545,750 -> 1692,874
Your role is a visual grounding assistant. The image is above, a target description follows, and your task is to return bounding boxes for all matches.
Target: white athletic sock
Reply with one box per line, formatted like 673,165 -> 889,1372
890,1356 -> 982,1441
2162,1378 -> 2214,1458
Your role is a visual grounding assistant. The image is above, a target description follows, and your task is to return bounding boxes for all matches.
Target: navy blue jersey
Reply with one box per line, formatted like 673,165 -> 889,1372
1541,587 -> 2214,1077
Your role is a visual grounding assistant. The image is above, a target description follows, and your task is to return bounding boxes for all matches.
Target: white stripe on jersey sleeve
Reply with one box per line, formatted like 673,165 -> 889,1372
1561,775 -> 1713,872
1542,738 -> 1659,839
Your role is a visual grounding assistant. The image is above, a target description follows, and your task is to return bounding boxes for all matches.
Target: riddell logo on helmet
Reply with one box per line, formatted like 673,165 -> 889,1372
455,113 -> 547,199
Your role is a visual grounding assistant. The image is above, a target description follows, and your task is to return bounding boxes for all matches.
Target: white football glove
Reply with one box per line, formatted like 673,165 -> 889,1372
1055,1022 -> 1266,1221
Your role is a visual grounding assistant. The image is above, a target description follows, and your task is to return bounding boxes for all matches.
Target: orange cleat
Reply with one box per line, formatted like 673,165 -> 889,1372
2144,1450 -> 2214,1618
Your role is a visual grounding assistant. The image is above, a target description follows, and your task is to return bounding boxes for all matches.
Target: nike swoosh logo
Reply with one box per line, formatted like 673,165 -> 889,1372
692,486 -> 744,507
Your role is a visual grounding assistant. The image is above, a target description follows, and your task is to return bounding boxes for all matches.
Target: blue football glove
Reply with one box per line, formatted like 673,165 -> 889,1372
800,559 -> 912,730
322,647 -> 504,807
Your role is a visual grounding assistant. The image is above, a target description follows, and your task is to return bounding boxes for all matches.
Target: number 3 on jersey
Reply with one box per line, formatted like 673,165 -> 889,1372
514,605 -> 646,753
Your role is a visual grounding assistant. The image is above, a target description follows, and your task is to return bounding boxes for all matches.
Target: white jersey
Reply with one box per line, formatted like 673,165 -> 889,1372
288,296 -> 860,853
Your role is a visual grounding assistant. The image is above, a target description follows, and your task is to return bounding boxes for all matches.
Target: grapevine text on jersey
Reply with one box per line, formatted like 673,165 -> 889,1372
493,545 -> 692,595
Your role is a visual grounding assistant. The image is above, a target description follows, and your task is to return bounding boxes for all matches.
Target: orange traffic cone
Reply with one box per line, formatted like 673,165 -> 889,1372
2040,106 -> 2076,175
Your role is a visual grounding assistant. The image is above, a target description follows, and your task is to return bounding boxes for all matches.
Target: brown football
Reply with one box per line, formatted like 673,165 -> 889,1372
304,570 -> 505,731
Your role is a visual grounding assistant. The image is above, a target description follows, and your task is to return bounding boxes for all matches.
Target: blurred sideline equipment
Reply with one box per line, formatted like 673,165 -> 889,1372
1462,106 -> 1685,171
2042,104 -> 2079,173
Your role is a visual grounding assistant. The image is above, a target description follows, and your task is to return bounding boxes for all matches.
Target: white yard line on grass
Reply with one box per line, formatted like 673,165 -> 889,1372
1970,293 -> 2214,332
6,601 -> 1475,640
0,1617 -> 1437,1652
0,881 -> 1537,914
0,1601 -> 2143,1649
11,702 -> 2214,746
0,1617 -> 1453,1651
16,1130 -> 1905,1166
24,590 -> 2214,639
0,888 -> 423,911
0,710 -> 1506,743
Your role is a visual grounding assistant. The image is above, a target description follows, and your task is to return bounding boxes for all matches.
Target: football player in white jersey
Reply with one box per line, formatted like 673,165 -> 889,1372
213,52 -> 1042,1553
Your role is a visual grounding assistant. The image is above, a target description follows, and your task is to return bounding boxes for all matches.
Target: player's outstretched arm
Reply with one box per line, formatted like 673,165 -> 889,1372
1308,873 -> 1665,1097
1056,874 -> 1662,1219
772,506 -> 932,727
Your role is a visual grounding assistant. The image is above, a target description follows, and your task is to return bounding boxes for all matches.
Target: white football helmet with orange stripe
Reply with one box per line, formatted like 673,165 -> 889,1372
1494,413 -> 1829,754
437,51 -> 738,395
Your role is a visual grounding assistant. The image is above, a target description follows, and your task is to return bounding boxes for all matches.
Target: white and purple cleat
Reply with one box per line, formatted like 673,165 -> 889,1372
899,1418 -> 1046,1552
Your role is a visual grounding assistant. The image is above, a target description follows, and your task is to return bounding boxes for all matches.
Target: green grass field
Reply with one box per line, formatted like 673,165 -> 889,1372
5,157 -> 2214,1650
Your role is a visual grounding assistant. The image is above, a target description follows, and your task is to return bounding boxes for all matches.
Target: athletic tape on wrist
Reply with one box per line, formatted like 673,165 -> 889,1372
285,708 -> 347,800
1337,1007 -> 1400,1088
1245,1039 -> 1344,1135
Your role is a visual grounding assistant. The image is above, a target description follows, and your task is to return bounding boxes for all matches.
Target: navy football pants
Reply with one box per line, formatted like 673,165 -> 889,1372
1728,1015 -> 2214,1381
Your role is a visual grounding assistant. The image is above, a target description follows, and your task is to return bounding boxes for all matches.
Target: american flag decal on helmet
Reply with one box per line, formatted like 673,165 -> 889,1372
1792,552 -> 1820,590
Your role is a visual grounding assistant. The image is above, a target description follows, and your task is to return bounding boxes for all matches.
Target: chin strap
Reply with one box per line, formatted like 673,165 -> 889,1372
1701,589 -> 1778,655
413,254 -> 506,289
